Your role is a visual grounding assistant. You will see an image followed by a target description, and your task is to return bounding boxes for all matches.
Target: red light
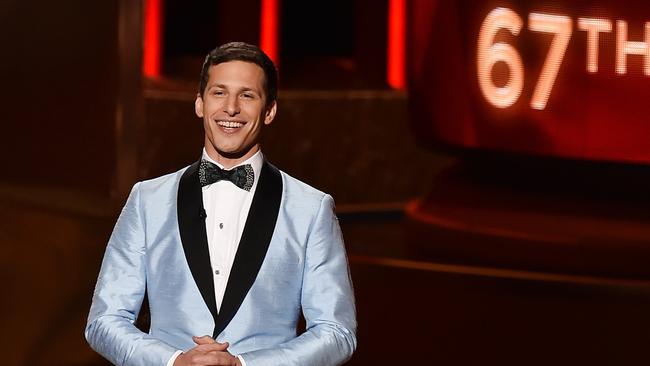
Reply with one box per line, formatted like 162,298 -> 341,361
143,0 -> 163,78
387,0 -> 406,89
260,0 -> 279,66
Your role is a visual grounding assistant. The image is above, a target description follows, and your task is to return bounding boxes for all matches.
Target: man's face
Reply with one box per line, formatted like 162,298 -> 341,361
195,60 -> 276,165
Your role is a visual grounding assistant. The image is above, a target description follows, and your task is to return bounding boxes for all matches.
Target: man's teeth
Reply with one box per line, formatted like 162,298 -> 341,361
217,120 -> 244,128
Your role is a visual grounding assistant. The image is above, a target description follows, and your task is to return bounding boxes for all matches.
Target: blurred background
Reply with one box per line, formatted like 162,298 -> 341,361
2,0 -> 650,364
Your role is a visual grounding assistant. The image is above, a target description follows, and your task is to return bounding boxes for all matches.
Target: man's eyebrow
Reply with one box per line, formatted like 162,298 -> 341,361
207,84 -> 259,93
239,87 -> 259,93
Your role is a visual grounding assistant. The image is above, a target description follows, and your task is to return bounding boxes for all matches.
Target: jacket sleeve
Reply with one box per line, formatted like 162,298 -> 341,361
85,183 -> 178,366
239,194 -> 358,366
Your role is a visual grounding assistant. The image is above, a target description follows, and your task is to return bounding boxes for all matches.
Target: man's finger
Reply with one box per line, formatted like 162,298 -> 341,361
191,351 -> 238,366
195,342 -> 230,353
192,335 -> 217,345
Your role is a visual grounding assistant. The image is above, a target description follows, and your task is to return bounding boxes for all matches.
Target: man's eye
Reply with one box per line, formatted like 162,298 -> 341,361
241,93 -> 254,99
213,90 -> 224,96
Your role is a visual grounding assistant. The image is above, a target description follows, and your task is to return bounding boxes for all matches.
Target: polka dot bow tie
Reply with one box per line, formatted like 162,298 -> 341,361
199,159 -> 254,191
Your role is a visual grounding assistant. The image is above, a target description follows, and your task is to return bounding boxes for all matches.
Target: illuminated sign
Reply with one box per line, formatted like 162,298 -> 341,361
409,1 -> 650,164
477,8 -> 649,110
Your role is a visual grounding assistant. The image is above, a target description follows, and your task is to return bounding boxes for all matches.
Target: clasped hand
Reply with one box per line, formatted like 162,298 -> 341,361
173,335 -> 241,366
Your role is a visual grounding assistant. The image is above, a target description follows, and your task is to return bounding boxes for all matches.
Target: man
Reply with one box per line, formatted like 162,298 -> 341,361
85,42 -> 357,366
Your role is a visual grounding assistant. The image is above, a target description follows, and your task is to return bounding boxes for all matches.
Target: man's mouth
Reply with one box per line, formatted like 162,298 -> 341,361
216,120 -> 245,129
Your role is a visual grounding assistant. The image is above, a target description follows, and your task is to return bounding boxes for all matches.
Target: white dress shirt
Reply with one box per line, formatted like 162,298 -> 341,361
201,149 -> 262,312
167,149 -> 261,366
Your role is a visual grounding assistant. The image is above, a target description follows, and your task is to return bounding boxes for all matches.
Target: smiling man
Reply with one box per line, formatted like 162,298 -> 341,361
85,42 -> 357,366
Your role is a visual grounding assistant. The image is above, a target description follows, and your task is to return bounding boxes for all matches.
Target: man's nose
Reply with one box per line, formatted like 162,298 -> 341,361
224,95 -> 240,116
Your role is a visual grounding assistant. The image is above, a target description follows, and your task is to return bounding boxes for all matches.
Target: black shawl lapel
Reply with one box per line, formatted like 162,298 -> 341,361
213,160 -> 283,338
177,160 -> 219,323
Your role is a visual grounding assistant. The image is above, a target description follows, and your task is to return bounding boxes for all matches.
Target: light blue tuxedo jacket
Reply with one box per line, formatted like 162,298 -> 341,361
85,160 -> 357,366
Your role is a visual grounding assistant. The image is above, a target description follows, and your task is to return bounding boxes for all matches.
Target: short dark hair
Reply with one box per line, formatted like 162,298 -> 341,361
198,42 -> 278,107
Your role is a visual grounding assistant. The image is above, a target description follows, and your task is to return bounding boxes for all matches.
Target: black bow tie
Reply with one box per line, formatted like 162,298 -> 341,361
199,160 -> 254,191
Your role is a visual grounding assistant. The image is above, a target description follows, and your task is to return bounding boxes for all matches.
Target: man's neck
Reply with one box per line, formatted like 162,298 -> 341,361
204,144 -> 261,169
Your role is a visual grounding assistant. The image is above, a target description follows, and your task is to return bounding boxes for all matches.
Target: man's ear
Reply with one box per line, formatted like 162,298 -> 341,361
264,100 -> 277,125
194,94 -> 204,118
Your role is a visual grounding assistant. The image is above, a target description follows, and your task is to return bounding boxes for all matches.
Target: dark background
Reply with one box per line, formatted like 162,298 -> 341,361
1,1 -> 649,365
